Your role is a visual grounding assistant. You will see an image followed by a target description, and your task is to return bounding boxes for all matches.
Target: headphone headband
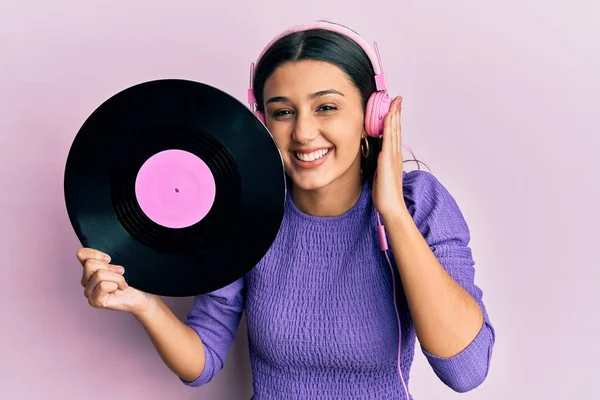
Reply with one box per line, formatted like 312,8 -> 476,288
247,20 -> 387,110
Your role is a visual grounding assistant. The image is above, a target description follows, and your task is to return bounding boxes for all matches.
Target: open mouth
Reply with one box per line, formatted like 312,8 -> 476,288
293,148 -> 332,162
291,147 -> 333,169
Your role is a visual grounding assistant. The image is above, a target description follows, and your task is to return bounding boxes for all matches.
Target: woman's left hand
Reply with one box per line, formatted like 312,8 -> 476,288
372,96 -> 406,219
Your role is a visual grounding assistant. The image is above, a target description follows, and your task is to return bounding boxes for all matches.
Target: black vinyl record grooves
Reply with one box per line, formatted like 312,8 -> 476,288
64,79 -> 286,297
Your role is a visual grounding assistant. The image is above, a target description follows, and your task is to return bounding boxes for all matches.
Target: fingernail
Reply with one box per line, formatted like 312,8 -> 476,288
104,255 -> 111,262
116,266 -> 125,274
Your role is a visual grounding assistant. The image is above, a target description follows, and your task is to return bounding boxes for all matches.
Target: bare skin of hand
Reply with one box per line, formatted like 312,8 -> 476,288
77,248 -> 158,315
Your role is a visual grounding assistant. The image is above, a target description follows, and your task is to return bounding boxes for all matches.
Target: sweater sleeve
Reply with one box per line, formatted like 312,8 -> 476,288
179,276 -> 246,387
402,170 -> 496,393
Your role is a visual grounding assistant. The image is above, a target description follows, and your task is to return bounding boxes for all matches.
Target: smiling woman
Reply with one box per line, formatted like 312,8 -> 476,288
262,59 -> 366,200
76,20 -> 496,400
266,88 -> 346,171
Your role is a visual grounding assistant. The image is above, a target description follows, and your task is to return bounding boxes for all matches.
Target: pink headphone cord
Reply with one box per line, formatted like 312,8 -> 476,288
376,211 -> 410,399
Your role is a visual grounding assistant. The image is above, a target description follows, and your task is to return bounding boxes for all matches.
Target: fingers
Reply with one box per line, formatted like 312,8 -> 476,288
77,247 -> 130,310
81,258 -> 125,287
84,268 -> 128,302
382,96 -> 402,152
393,96 -> 402,154
390,98 -> 397,153
383,104 -> 392,143
76,247 -> 111,265
87,281 -> 118,308
77,247 -> 124,288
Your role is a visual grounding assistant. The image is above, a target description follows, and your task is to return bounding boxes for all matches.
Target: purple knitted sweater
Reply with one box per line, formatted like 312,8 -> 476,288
181,170 -> 495,399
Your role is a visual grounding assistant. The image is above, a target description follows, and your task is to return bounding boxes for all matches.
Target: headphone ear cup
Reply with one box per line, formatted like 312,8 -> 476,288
364,92 -> 392,138
255,110 -> 266,125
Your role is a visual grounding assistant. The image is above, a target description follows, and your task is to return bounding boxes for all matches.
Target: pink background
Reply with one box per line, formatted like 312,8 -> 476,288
1,0 -> 598,398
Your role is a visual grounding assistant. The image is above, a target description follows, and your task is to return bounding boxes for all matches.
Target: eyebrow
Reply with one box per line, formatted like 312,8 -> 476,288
265,89 -> 344,105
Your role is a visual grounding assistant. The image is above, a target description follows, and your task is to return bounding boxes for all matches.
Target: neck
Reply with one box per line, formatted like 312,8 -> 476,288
291,164 -> 363,218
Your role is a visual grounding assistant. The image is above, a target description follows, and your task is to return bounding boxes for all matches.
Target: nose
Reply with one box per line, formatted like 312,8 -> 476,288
292,111 -> 318,144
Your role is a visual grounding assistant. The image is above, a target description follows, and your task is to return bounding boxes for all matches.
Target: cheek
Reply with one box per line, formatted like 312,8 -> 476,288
266,124 -> 286,147
333,138 -> 361,163
268,129 -> 292,160
330,124 -> 363,155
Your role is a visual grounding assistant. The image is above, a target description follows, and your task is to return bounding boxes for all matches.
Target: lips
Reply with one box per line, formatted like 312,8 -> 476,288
290,147 -> 333,169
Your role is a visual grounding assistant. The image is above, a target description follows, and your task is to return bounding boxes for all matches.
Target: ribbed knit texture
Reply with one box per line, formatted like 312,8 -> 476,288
182,170 -> 495,399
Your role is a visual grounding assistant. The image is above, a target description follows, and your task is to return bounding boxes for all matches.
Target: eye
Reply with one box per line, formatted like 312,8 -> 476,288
271,109 -> 294,118
317,105 -> 338,112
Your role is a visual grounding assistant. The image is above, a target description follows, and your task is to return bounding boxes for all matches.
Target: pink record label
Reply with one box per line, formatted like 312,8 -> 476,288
134,149 -> 216,229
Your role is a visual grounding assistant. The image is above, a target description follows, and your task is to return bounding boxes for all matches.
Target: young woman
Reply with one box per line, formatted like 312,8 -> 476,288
77,20 -> 495,399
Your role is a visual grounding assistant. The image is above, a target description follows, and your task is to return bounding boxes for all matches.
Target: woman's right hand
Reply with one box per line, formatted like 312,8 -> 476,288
77,247 -> 154,315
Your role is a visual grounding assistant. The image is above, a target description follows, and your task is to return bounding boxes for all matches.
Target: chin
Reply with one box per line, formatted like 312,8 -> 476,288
283,149 -> 359,192
285,170 -> 329,191
293,179 -> 332,192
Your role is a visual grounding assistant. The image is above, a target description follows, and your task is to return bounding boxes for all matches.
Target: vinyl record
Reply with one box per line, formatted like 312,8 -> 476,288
64,79 -> 287,297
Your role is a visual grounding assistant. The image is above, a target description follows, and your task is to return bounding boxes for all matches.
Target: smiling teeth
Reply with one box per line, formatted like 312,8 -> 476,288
295,149 -> 330,162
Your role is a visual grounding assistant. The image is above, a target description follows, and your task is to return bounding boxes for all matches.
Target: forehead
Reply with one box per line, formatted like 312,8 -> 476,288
263,60 -> 355,95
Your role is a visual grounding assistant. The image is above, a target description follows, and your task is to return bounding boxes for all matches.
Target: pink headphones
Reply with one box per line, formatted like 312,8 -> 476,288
247,20 -> 393,138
